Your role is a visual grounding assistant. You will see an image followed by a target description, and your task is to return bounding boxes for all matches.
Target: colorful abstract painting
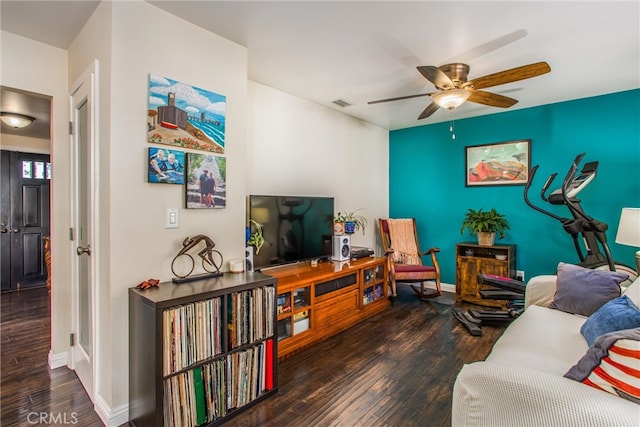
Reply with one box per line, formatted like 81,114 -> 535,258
147,74 -> 226,153
465,139 -> 530,186
186,153 -> 226,209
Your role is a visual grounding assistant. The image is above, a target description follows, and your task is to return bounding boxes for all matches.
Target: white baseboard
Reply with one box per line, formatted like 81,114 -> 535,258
48,349 -> 68,369
420,281 -> 455,294
47,351 -> 129,426
441,282 -> 455,293
47,351 -> 128,426
95,393 -> 129,427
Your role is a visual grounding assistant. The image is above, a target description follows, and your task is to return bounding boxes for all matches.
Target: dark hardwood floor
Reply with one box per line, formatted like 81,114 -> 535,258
1,284 -> 506,427
1,286 -> 103,427
231,285 -> 507,427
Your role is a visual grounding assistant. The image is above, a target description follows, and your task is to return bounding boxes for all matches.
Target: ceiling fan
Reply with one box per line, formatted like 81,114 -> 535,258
369,61 -> 551,119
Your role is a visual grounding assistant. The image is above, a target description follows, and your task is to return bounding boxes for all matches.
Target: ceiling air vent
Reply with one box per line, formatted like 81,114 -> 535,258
331,99 -> 353,108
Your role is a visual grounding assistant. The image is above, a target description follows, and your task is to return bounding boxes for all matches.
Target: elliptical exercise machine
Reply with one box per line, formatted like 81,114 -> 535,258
524,152 -> 636,279
454,153 -> 637,336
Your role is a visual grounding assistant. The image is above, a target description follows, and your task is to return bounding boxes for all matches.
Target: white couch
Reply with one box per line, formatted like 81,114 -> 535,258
452,275 -> 640,426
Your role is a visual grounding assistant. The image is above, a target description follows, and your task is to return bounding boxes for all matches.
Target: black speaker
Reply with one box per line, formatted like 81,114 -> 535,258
331,235 -> 350,261
245,246 -> 254,272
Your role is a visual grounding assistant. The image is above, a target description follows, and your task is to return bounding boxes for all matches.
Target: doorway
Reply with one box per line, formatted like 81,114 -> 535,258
0,150 -> 51,291
69,62 -> 98,401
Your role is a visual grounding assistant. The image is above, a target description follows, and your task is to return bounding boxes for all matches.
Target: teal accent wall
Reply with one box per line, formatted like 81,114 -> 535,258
389,89 -> 640,284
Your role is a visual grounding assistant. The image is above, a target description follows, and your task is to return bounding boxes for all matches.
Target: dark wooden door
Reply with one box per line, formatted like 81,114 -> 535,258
0,150 -> 51,291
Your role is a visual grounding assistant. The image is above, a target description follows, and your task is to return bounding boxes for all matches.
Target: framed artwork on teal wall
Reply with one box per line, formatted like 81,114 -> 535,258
465,139 -> 530,186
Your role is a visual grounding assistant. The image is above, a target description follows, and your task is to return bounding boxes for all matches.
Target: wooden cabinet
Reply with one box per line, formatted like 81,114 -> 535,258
362,263 -> 386,306
266,257 -> 389,360
455,242 -> 516,307
129,272 -> 277,427
276,284 -> 312,341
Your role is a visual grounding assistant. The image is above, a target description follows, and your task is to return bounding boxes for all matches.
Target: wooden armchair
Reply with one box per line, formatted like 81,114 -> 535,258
378,218 -> 442,299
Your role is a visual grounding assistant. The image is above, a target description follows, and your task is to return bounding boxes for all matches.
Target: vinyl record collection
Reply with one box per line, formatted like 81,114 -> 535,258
228,286 -> 276,348
160,286 -> 276,426
163,297 -> 224,375
163,339 -> 274,427
163,361 -> 225,426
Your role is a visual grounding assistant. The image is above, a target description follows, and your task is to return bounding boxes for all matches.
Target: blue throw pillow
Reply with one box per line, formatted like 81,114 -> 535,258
580,295 -> 640,346
548,262 -> 627,317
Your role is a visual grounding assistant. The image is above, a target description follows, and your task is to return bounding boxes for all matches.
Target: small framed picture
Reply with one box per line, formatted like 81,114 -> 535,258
148,147 -> 185,185
186,153 -> 226,209
465,139 -> 531,186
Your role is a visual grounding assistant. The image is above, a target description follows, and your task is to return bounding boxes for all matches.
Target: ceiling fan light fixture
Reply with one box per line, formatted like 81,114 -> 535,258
431,89 -> 471,111
0,112 -> 35,128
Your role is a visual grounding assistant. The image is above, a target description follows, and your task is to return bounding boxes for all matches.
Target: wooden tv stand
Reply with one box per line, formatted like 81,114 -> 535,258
264,256 -> 389,360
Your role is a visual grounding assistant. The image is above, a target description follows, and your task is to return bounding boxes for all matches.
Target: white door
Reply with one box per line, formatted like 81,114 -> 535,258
70,62 -> 97,400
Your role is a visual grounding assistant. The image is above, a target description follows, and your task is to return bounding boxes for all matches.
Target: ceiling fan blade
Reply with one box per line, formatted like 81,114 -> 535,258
463,61 -> 551,90
417,66 -> 454,89
468,90 -> 518,108
368,93 -> 432,105
446,29 -> 528,64
418,102 -> 440,120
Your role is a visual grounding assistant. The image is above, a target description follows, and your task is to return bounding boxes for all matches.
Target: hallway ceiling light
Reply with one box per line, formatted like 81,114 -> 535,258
0,112 -> 36,128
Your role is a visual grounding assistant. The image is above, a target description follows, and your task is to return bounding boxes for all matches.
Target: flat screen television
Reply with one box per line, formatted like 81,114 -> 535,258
248,195 -> 334,270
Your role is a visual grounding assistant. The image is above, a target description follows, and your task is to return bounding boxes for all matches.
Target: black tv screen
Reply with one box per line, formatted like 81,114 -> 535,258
248,195 -> 334,270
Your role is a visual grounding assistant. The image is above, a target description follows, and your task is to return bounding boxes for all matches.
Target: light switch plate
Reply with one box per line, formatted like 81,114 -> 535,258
165,208 -> 179,229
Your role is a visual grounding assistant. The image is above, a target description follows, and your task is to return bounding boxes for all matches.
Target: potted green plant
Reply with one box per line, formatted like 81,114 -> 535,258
335,209 -> 368,235
460,208 -> 510,246
247,219 -> 265,254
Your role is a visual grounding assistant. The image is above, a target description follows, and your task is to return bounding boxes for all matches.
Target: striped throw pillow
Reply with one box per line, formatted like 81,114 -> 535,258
582,338 -> 640,402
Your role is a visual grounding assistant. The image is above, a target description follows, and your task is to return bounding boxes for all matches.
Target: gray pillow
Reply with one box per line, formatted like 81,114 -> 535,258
548,262 -> 627,317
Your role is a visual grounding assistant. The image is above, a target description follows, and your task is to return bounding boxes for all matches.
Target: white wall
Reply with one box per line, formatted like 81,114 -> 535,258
247,81 -> 389,249
4,2 -> 389,425
67,1 -> 249,422
0,134 -> 50,154
0,31 -> 70,359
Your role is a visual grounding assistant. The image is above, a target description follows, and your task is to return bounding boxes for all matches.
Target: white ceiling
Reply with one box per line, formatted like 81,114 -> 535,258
1,1 -> 638,133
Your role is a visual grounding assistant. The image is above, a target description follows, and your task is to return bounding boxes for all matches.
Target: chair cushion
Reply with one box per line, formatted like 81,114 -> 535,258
381,218 -> 389,233
395,264 -> 435,273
